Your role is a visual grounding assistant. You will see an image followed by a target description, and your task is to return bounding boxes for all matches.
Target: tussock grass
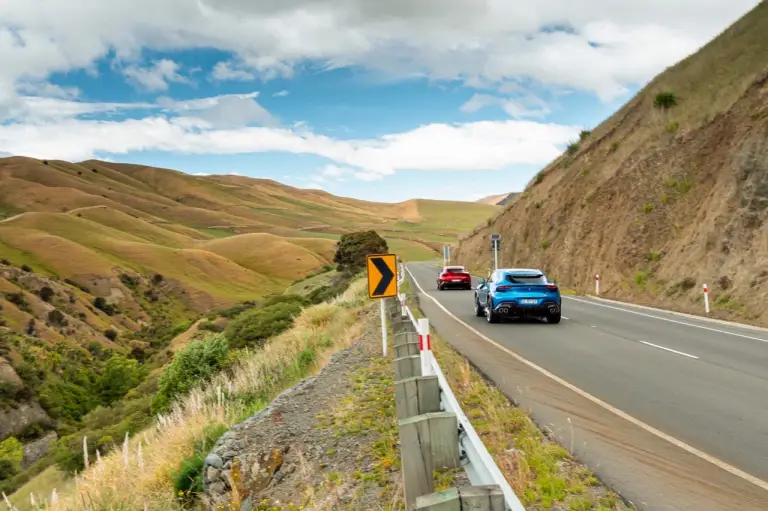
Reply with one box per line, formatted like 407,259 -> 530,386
12,280 -> 370,510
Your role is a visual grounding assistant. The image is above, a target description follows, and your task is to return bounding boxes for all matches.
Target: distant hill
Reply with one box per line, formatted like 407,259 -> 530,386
475,192 -> 519,206
456,1 -> 768,327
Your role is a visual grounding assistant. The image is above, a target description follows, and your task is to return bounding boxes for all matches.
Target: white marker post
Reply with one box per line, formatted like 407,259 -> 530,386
380,298 -> 388,356
595,274 -> 600,296
418,317 -> 433,376
703,283 -> 710,314
399,292 -> 407,319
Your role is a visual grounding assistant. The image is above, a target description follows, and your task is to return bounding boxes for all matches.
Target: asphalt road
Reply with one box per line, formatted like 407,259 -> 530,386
406,262 -> 768,511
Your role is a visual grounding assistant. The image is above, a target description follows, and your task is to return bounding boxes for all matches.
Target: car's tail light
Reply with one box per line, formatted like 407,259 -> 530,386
546,285 -> 559,291
496,285 -> 511,291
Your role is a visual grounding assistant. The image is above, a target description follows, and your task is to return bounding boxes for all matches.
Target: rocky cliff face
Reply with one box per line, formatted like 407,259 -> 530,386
0,401 -> 52,440
455,2 -> 768,326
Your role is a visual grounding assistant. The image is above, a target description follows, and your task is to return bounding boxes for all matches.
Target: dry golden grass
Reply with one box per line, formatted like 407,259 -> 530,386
201,233 -> 331,282
68,206 -> 192,248
17,280 -> 370,511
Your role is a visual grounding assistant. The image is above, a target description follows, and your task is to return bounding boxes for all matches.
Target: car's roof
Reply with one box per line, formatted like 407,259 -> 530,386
499,268 -> 544,274
443,265 -> 466,269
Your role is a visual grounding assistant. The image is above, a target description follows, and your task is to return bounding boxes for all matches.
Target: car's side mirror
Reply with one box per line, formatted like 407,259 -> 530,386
477,278 -> 487,286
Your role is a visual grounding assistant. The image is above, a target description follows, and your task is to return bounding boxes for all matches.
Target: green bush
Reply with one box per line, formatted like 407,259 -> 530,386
0,437 -> 23,473
151,334 -> 229,414
654,91 -> 677,110
93,297 -> 117,316
38,286 -> 55,302
198,321 -> 224,332
0,460 -> 16,481
98,355 -> 145,405
224,301 -> 304,350
38,380 -> 98,423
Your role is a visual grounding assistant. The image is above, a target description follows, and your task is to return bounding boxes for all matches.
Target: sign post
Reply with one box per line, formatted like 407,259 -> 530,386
490,234 -> 501,271
366,254 -> 398,356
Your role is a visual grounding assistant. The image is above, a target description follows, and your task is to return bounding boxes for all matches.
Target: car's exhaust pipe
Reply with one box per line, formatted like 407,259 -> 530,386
499,307 -> 509,314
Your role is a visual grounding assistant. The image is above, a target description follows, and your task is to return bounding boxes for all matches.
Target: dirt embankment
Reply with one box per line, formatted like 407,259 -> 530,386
456,20 -> 768,326
202,323 -> 404,511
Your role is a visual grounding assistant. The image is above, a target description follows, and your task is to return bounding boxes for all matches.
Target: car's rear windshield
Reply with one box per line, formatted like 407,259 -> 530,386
445,267 -> 466,273
505,274 -> 547,284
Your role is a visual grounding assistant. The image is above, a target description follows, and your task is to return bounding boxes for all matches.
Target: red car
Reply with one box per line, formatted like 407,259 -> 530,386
437,265 -> 472,290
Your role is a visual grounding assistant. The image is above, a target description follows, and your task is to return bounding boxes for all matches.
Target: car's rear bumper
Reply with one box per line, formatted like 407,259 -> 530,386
492,300 -> 560,317
439,280 -> 471,288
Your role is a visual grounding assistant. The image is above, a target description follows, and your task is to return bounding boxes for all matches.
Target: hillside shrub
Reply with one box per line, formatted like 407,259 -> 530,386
152,273 -> 164,285
20,264 -> 31,272
224,301 -> 304,350
38,286 -> 54,302
5,292 -> 30,312
566,141 -> 580,154
0,438 -> 23,478
93,297 -> 117,316
119,274 -> 138,289
104,328 -> 118,341
579,129 -> 592,141
38,380 -> 99,423
172,423 -> 228,505
151,334 -> 229,414
198,321 -> 224,332
98,355 -> 144,405
333,230 -> 388,273
47,309 -> 67,327
654,91 -> 677,110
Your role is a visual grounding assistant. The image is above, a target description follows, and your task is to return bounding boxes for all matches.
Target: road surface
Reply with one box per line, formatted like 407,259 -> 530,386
406,262 -> 768,511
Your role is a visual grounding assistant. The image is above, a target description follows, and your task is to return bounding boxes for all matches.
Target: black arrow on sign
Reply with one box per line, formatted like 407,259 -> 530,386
371,257 -> 394,296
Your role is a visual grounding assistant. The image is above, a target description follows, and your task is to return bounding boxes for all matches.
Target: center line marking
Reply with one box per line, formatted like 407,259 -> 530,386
640,341 -> 699,359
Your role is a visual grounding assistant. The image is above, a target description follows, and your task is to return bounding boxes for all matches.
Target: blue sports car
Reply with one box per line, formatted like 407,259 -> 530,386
473,268 -> 562,324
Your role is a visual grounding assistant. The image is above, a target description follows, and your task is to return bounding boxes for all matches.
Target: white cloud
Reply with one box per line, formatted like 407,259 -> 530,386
211,60 -> 255,82
461,93 -> 551,119
273,90 -> 289,97
0,108 -> 580,177
0,0 -> 759,105
122,59 -> 189,91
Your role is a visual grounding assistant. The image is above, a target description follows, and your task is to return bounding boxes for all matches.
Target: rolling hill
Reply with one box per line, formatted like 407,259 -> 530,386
455,1 -> 768,327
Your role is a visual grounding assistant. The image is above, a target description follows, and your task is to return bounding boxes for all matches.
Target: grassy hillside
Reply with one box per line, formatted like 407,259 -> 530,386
455,1 -> 768,326
0,155 -> 497,500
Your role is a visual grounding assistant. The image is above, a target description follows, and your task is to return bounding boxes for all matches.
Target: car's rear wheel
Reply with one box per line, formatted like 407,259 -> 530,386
473,295 -> 484,317
547,311 -> 562,324
486,299 -> 499,323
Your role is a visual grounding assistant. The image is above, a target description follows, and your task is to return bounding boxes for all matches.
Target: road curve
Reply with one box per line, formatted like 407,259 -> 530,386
405,262 -> 768,511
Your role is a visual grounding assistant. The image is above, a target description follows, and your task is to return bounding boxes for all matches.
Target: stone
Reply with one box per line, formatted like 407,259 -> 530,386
208,482 -> 225,494
21,432 -> 58,469
240,496 -> 254,511
205,453 -> 224,469
206,467 -> 221,483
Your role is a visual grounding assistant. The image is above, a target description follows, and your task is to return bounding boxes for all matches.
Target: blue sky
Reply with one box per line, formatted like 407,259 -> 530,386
0,0 -> 759,202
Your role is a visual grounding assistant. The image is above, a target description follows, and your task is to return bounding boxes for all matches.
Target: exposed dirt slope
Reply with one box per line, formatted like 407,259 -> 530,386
455,1 -> 768,326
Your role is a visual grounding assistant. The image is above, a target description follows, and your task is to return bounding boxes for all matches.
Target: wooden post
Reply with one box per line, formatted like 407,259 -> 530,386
415,486 -> 504,511
394,375 -> 440,420
399,412 -> 461,510
395,341 -> 420,358
395,355 -> 421,380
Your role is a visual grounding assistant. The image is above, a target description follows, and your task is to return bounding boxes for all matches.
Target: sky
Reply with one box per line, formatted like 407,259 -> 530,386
0,0 -> 760,203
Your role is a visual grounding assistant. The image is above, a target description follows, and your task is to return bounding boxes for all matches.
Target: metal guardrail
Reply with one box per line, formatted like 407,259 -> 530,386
396,263 -> 526,511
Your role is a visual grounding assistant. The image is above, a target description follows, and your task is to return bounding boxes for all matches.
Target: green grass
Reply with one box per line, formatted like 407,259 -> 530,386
385,238 -> 439,262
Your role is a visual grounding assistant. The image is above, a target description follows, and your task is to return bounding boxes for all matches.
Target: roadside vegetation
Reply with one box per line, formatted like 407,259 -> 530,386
400,279 -> 631,510
2,230 -> 394,509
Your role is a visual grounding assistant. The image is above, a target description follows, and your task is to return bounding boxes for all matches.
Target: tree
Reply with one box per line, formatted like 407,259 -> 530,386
333,230 -> 388,273
38,286 -> 55,302
98,355 -> 144,405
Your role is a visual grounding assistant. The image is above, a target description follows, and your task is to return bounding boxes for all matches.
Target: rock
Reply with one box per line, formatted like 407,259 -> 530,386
209,482 -> 226,494
0,400 -> 52,440
206,467 -> 221,483
0,357 -> 22,386
240,496 -> 254,511
205,453 -> 224,469
21,431 -> 57,469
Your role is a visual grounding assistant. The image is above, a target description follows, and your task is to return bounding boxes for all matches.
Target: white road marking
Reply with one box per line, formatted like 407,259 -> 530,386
640,341 -> 699,360
562,316 -> 570,320
564,296 -> 768,345
405,264 -> 768,494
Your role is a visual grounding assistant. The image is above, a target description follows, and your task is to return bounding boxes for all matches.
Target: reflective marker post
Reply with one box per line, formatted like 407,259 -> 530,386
418,317 -> 433,376
380,299 -> 387,356
703,283 -> 710,314
595,274 -> 600,296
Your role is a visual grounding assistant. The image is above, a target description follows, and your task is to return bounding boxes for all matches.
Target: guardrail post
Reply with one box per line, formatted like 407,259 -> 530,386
395,355 -> 422,380
415,485 -> 505,511
399,412 -> 461,510
418,318 -> 433,376
395,375 -> 440,420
